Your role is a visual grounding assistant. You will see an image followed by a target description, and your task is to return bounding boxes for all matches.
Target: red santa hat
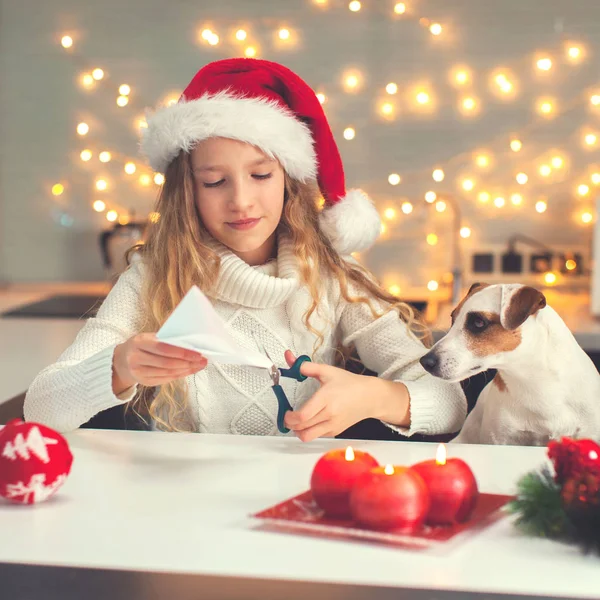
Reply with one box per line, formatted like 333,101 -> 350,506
140,58 -> 381,255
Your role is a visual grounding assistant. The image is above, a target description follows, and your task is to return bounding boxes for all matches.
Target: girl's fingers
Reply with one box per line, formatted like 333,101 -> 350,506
135,361 -> 207,379
286,391 -> 327,424
296,360 -> 338,383
295,421 -> 334,443
136,350 -> 204,370
285,406 -> 328,431
284,350 -> 297,367
137,336 -> 205,362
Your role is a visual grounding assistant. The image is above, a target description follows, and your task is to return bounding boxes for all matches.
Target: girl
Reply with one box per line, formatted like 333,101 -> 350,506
24,58 -> 467,440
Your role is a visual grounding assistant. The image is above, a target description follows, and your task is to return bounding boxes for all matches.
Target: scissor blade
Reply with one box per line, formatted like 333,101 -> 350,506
251,331 -> 280,384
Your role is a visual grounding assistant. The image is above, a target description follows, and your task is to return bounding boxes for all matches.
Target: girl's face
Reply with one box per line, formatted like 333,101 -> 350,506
191,137 -> 285,266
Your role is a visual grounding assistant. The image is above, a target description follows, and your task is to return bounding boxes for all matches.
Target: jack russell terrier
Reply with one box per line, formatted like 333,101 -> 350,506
419,283 -> 600,445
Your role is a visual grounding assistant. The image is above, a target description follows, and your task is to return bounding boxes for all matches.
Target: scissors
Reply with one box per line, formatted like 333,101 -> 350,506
253,333 -> 311,434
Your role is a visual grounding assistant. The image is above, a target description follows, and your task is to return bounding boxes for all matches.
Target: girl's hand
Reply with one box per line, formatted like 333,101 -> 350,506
112,333 -> 207,394
282,351 -> 410,442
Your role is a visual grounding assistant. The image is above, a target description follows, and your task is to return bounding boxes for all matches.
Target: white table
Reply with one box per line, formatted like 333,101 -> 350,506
0,431 -> 597,599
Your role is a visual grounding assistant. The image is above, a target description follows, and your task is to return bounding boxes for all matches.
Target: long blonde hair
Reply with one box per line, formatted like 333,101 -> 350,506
128,150 -> 431,431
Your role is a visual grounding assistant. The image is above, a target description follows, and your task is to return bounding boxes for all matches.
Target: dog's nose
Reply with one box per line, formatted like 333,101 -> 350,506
420,352 -> 439,373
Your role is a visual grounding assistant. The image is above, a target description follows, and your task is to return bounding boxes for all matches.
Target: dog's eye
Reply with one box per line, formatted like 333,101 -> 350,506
467,313 -> 489,333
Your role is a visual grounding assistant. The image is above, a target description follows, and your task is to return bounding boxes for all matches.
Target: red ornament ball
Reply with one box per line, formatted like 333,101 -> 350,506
548,437 -> 600,484
0,419 -> 73,505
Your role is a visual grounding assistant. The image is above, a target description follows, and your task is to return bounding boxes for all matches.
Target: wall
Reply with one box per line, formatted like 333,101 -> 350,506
1,0 -> 599,293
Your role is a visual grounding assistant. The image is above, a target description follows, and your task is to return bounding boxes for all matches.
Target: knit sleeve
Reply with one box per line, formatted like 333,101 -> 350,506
337,293 -> 467,437
23,259 -> 146,433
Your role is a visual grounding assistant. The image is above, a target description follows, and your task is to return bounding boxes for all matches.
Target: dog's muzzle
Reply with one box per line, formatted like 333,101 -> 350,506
420,351 -> 440,376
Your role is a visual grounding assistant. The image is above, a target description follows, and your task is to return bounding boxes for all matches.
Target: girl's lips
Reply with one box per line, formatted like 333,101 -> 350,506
226,218 -> 261,231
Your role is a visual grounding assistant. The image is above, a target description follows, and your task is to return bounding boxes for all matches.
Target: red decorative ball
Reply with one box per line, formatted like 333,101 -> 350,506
310,448 -> 379,518
349,466 -> 430,532
0,419 -> 73,505
548,437 -> 600,484
411,457 -> 479,525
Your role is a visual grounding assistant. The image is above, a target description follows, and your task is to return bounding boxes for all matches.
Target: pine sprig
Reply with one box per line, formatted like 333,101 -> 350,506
507,466 -> 568,539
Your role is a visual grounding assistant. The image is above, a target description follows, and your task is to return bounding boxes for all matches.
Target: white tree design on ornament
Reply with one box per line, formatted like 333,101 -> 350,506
2,426 -> 58,463
5,473 -> 67,504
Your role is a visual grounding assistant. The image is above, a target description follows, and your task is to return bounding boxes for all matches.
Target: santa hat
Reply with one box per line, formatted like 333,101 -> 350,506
140,58 -> 381,255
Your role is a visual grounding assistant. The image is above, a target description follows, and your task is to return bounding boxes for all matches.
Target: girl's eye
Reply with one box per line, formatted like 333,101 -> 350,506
203,179 -> 225,188
202,173 -> 272,187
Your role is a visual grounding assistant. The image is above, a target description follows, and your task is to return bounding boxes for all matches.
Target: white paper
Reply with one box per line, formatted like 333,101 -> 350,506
156,285 -> 273,370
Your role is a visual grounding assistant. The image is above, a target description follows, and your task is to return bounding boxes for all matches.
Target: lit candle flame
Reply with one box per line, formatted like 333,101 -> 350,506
384,464 -> 395,475
436,443 -> 447,465
345,446 -> 355,461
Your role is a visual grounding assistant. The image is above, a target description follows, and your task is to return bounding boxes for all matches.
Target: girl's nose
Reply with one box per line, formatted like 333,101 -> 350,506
228,180 -> 255,212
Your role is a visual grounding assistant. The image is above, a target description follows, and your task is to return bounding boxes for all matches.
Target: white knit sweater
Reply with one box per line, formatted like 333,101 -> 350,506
24,236 -> 467,436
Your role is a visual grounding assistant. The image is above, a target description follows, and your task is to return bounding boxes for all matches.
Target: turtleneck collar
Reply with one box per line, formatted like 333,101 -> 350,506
208,233 -> 300,308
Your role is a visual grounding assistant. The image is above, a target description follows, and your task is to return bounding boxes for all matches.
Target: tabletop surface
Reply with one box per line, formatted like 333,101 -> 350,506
0,430 -> 598,599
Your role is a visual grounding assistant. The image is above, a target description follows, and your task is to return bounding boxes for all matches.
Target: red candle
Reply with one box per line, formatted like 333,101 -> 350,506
411,444 -> 479,526
310,447 -> 379,518
349,464 -> 430,532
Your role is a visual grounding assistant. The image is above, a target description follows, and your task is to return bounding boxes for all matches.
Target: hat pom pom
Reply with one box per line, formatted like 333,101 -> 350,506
319,189 -> 382,255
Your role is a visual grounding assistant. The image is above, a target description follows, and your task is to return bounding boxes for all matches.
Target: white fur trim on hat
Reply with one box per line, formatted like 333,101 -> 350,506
140,91 -> 317,178
319,189 -> 382,255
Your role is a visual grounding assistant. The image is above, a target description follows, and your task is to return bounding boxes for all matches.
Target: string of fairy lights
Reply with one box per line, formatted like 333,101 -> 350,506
49,0 -> 600,292
50,52 -> 162,226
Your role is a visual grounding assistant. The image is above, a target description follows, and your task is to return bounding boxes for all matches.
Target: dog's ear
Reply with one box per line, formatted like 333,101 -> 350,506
451,282 -> 488,323
468,282 -> 486,295
500,285 -> 547,330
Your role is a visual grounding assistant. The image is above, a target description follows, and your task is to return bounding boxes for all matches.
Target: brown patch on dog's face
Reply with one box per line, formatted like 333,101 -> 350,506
493,372 -> 507,392
464,310 -> 522,357
451,282 -> 490,324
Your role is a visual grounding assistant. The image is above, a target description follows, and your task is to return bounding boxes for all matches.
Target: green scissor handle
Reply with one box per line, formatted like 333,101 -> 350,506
273,384 -> 293,433
279,355 -> 311,382
274,355 -> 311,433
